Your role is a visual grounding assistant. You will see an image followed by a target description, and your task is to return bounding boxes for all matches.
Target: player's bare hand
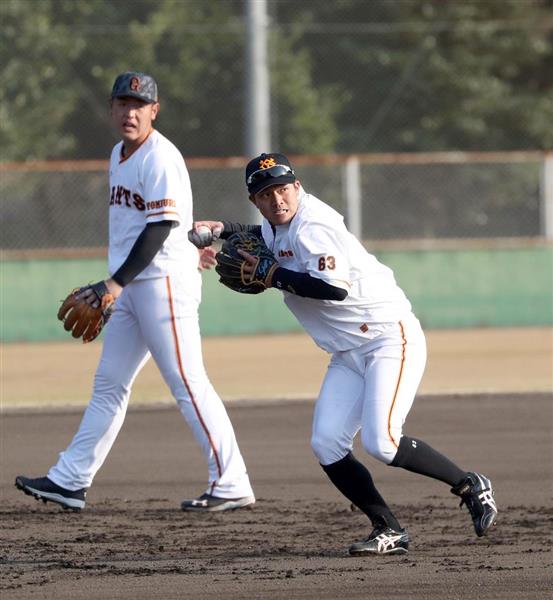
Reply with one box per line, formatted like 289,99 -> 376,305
105,278 -> 123,299
198,247 -> 217,271
188,221 -> 224,248
193,220 -> 224,233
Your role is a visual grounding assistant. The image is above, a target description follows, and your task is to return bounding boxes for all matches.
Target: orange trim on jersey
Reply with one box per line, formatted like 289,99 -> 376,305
165,276 -> 223,481
146,210 -> 180,218
387,320 -> 407,449
118,128 -> 155,164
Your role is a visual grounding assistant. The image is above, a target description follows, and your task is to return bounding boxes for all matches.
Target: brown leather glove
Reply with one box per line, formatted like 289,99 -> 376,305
57,281 -> 115,343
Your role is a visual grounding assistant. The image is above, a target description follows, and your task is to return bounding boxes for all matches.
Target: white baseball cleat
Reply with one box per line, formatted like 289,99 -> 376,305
181,492 -> 255,512
349,526 -> 409,556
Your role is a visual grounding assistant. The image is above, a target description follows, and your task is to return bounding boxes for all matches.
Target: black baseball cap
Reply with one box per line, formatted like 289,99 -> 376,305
111,72 -> 158,103
245,153 -> 297,195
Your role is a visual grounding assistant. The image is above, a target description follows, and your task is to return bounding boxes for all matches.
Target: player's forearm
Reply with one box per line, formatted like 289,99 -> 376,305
220,222 -> 262,239
112,221 -> 173,286
271,268 -> 348,301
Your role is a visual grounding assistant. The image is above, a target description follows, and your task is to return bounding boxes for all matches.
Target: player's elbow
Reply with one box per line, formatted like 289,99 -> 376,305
329,286 -> 348,301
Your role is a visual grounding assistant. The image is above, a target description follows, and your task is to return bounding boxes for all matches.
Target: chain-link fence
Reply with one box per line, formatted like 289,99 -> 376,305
1,151 -> 550,254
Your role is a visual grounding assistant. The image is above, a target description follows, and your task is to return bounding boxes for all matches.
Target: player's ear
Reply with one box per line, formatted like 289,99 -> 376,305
151,102 -> 160,120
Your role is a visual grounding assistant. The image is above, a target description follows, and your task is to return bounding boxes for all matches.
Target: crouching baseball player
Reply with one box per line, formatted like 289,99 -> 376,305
188,152 -> 498,556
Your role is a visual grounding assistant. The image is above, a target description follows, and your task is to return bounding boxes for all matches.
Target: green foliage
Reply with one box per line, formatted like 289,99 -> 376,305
1,0 -> 551,160
270,23 -> 342,153
286,0 -> 553,151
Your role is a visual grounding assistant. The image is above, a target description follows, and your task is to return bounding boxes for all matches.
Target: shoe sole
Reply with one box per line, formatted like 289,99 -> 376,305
15,480 -> 84,512
181,496 -> 256,512
349,546 -> 409,556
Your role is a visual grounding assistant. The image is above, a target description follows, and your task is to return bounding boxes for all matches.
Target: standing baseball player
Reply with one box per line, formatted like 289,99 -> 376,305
190,152 -> 498,555
15,72 -> 254,513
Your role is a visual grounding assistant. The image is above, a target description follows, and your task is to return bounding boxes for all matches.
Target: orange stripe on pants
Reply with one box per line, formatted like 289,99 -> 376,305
165,276 -> 223,480
387,320 -> 407,449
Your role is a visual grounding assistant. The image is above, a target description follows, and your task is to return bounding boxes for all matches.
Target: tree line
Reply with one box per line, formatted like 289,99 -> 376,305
1,0 -> 552,161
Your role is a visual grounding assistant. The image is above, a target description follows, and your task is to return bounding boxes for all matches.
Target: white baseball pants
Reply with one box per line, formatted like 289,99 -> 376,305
48,274 -> 253,498
311,315 -> 427,466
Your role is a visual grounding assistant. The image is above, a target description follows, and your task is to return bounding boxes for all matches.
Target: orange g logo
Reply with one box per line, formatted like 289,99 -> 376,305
259,157 -> 276,169
130,77 -> 140,92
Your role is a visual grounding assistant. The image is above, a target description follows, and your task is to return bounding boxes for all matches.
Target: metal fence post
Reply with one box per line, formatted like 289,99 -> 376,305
342,156 -> 362,240
245,0 -> 269,224
541,152 -> 553,239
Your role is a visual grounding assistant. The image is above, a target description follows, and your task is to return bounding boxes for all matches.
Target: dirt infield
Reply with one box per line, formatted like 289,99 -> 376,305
1,328 -> 552,598
1,393 -> 552,599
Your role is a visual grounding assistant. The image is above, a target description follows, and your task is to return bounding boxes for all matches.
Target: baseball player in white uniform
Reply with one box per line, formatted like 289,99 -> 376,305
15,72 -> 254,513
190,152 -> 498,554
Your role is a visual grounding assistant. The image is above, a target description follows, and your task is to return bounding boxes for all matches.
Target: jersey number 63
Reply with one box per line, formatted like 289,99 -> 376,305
318,256 -> 336,271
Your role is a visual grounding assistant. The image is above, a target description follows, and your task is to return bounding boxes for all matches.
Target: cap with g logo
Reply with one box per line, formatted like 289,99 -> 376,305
245,152 -> 296,195
111,72 -> 158,103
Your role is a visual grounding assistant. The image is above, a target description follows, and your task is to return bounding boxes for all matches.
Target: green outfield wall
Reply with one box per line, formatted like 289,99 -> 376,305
1,246 -> 551,342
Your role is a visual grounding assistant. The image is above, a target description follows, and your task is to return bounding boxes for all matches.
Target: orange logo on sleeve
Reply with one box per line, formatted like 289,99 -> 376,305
130,77 -> 140,91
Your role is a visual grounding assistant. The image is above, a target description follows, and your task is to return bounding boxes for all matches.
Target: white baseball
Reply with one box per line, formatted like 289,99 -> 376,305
188,225 -> 213,248
197,226 -> 212,241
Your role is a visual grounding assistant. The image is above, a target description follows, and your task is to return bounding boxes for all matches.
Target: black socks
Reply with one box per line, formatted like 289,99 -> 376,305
321,438 -> 468,530
390,436 -> 467,486
322,452 -> 401,530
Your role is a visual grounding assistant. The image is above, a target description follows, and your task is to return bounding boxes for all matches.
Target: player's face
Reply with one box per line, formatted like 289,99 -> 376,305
110,97 -> 159,150
250,180 -> 301,225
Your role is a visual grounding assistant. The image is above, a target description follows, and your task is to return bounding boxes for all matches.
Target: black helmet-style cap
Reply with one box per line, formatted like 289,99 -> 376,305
111,72 -> 158,103
245,153 -> 297,195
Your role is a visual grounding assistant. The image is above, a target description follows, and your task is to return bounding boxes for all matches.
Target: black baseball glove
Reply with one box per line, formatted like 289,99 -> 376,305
215,232 -> 278,294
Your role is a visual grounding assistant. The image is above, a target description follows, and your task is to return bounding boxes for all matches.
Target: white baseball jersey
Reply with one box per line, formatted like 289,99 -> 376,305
108,129 -> 199,284
261,189 -> 413,353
